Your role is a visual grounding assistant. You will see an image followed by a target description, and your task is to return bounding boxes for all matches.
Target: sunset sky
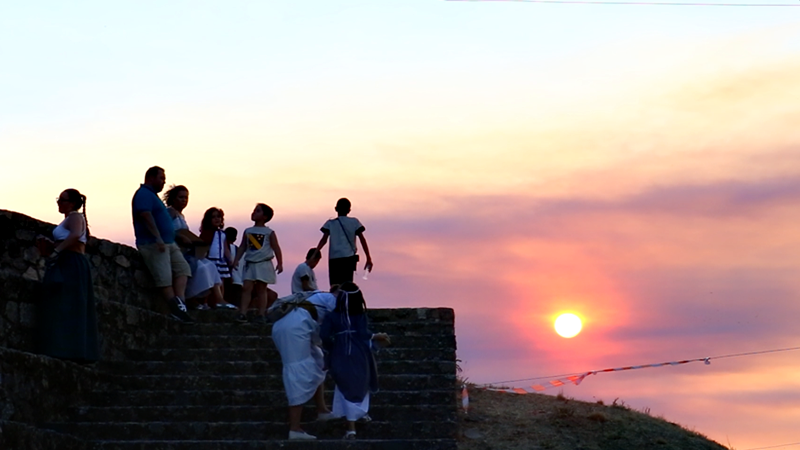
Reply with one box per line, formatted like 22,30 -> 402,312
3,1 -> 800,447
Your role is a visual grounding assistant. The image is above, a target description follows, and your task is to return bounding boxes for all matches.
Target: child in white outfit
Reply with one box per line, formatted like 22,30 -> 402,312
233,203 -> 283,323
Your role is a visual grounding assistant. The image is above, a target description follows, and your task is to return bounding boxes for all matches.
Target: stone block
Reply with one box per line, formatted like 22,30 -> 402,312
94,286 -> 109,302
21,267 -> 38,282
22,247 -> 39,263
98,240 -> 116,257
114,255 -> 130,268
4,301 -> 19,323
19,303 -> 34,327
14,230 -> 36,242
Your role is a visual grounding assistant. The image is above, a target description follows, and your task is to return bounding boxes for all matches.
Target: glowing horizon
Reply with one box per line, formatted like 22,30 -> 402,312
3,1 -> 800,447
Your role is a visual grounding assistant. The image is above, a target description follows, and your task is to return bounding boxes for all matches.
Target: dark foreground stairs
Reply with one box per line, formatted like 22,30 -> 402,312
45,308 -> 459,449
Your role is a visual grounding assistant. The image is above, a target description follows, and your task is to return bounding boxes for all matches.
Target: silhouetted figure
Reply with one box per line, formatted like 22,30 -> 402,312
316,198 -> 373,287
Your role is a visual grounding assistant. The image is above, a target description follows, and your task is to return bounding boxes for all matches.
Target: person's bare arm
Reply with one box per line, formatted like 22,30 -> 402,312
233,234 -> 246,269
301,275 -> 313,292
357,231 -> 373,272
270,231 -> 283,274
139,211 -> 165,252
316,231 -> 329,252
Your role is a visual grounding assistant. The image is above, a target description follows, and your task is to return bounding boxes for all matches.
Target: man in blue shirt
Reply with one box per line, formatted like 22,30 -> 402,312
132,166 -> 193,323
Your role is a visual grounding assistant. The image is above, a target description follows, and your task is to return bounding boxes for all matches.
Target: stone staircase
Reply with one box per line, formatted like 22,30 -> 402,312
43,308 -> 459,450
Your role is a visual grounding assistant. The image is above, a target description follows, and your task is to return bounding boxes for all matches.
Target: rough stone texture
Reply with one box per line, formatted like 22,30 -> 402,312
0,421 -> 94,450
0,209 -> 459,450
0,209 -> 166,356
0,348 -> 114,424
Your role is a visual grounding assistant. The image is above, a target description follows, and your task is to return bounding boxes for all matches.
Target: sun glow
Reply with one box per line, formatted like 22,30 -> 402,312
554,313 -> 582,338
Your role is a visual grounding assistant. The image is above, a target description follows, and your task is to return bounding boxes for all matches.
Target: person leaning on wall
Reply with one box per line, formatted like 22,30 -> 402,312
36,188 -> 99,363
131,166 -> 194,323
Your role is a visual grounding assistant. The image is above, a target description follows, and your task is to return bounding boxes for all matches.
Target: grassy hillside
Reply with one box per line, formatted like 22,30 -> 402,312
457,385 -> 728,450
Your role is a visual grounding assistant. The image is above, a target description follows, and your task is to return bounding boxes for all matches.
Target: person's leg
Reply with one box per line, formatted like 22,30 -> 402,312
139,243 -> 192,322
289,405 -> 304,432
209,284 -> 222,307
253,281 -> 267,323
266,288 -> 278,309
238,280 -> 254,320
328,257 -> 345,288
168,243 -> 191,301
253,282 -> 267,317
160,286 -> 176,302
314,384 -> 330,414
173,275 -> 187,300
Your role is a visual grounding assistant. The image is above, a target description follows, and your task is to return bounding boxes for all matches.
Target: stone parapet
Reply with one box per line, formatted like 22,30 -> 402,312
0,209 -> 459,449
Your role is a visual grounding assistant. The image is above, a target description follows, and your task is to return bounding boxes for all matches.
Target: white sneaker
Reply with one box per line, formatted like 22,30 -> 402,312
288,430 -> 316,440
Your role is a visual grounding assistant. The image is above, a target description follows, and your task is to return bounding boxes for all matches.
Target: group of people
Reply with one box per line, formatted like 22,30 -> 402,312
35,165 -> 387,439
132,166 -> 386,439
130,166 -> 374,324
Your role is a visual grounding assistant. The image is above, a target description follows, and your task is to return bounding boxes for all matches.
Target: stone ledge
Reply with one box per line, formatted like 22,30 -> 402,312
0,420 -> 93,450
0,348 -> 113,424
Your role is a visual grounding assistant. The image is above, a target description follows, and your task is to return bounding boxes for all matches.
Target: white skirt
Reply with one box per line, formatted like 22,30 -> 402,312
186,258 -> 222,299
271,308 -> 325,406
332,386 -> 370,422
243,259 -> 276,284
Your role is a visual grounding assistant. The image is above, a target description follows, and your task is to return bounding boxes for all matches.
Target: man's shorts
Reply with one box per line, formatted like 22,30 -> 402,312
138,242 -> 192,288
243,259 -> 277,284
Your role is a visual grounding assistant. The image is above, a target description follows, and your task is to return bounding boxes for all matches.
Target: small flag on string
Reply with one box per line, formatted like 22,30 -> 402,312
483,356 -> 711,394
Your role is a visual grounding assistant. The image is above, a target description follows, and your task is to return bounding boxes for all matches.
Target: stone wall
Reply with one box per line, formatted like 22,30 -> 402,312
0,209 -> 173,359
0,209 -> 181,435
0,208 -> 459,450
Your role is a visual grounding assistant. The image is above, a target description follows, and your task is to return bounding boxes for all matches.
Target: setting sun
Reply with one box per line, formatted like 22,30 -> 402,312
554,313 -> 582,338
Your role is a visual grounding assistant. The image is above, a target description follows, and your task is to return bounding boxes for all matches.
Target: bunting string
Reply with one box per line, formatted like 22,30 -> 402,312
474,345 -> 800,394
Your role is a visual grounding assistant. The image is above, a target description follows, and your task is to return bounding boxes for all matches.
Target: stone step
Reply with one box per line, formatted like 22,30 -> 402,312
0,420 -> 93,450
184,308 -> 454,325
47,420 -> 457,441
113,374 -> 456,391
152,334 -> 456,350
98,360 -> 457,376
172,322 -> 453,337
72,404 -> 456,423
94,438 -> 458,450
88,389 -> 456,408
126,347 -> 454,362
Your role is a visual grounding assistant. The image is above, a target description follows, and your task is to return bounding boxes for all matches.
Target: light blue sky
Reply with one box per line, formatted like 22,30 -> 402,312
2,0 -> 796,125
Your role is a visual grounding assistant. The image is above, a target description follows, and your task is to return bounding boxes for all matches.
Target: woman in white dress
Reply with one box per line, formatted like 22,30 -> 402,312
163,186 -> 235,309
271,290 -> 337,440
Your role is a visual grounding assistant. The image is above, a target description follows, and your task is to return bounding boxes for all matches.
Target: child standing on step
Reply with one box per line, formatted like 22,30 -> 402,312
233,203 -> 283,324
320,282 -> 390,439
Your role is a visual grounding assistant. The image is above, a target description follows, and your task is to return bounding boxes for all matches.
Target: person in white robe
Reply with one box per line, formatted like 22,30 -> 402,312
270,290 -> 337,440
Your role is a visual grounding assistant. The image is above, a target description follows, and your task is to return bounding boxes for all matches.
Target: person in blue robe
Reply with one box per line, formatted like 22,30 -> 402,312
320,282 -> 390,439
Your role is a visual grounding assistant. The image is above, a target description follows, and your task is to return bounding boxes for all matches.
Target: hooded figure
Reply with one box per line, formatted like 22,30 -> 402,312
320,282 -> 389,439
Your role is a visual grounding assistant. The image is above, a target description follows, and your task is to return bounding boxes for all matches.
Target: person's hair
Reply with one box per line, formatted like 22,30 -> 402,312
334,282 -> 366,316
335,198 -> 351,214
62,188 -> 90,238
305,248 -> 321,260
224,227 -> 238,243
200,207 -> 224,233
162,185 -> 188,207
256,203 -> 274,222
144,166 -> 164,180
